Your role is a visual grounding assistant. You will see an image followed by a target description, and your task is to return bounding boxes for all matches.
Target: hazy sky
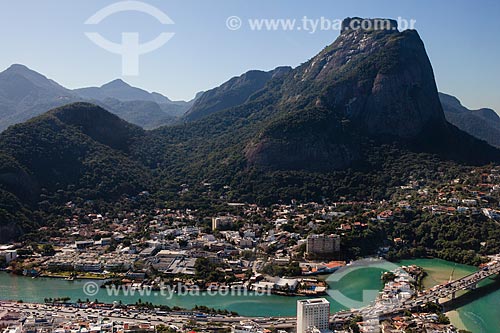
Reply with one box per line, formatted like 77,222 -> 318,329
0,0 -> 499,111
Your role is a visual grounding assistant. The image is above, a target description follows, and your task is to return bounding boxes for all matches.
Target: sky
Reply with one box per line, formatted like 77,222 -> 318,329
0,0 -> 499,111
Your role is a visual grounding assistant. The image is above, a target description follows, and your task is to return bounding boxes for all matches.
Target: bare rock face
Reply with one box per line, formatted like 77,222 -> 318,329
246,17 -> 449,170
292,18 -> 446,138
245,109 -> 361,171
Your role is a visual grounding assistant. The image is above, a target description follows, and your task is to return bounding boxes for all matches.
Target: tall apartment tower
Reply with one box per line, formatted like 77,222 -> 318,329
306,234 -> 340,256
296,298 -> 330,333
211,216 -> 233,230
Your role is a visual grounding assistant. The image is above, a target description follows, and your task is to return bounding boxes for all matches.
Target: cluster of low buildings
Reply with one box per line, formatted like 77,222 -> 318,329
1,313 -> 154,333
378,267 -> 417,305
379,313 -> 462,333
3,167 -> 500,333
46,250 -> 137,273
413,168 -> 500,220
4,166 -> 500,299
5,204 -> 347,292
6,166 -> 500,278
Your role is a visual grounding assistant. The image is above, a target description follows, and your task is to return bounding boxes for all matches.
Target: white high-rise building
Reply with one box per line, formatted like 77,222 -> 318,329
296,298 -> 330,333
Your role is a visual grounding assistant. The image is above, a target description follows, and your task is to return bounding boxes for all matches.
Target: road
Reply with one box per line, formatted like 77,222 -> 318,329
0,301 -> 298,329
2,260 -> 498,328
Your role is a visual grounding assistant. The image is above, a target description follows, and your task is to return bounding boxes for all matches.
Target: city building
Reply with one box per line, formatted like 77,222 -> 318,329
306,234 -> 340,256
75,240 -> 94,250
232,321 -> 264,333
212,216 -> 234,230
0,248 -> 17,263
296,298 -> 330,333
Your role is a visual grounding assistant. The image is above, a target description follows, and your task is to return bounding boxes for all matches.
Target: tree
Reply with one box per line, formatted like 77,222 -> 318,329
156,325 -> 177,333
0,256 -> 6,268
437,313 -> 450,325
41,244 -> 55,256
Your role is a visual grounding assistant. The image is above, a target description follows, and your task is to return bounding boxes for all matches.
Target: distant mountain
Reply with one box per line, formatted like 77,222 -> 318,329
440,93 -> 500,147
0,64 -> 78,131
73,79 -> 195,128
91,99 -> 179,130
0,65 -> 194,131
73,79 -> 196,128
75,79 -> 172,104
183,67 -> 292,122
0,64 -> 71,97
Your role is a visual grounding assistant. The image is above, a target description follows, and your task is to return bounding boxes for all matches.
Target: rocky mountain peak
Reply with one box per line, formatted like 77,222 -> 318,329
283,18 -> 445,139
340,17 -> 399,35
4,64 -> 32,73
101,79 -> 131,89
0,63 -> 70,93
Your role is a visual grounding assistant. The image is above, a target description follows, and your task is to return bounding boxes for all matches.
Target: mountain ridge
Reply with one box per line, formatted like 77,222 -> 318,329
183,66 -> 292,122
3,64 -> 499,145
75,78 -> 178,104
440,92 -> 500,147
1,18 -> 500,243
0,65 -> 197,131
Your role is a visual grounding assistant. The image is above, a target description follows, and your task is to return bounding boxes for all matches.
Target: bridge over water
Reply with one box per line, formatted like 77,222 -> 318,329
330,260 -> 500,323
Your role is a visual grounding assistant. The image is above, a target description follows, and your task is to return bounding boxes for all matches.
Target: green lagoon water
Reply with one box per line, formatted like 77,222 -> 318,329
0,259 -> 498,332
402,258 -> 500,333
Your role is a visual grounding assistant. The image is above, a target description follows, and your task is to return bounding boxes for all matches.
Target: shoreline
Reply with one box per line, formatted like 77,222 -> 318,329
0,258 -> 491,329
445,310 -> 468,331
417,260 -> 475,333
39,274 -> 108,280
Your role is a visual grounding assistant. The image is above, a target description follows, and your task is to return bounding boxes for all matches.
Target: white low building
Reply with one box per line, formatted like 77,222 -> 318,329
0,249 -> 17,263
